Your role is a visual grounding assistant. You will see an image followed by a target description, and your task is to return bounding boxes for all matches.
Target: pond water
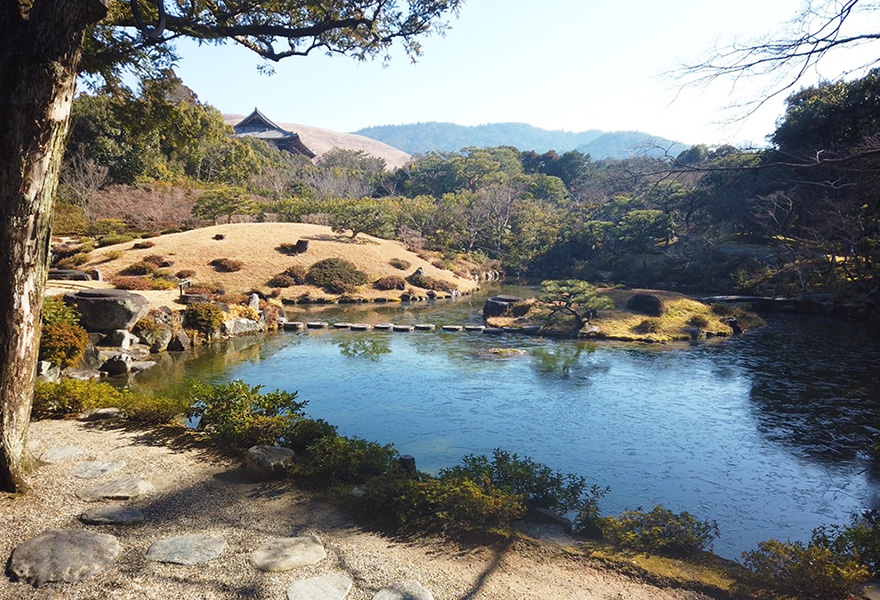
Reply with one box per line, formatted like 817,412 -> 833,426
136,287 -> 880,559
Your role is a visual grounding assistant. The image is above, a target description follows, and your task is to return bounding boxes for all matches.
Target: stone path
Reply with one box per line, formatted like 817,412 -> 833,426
10,443 -> 437,599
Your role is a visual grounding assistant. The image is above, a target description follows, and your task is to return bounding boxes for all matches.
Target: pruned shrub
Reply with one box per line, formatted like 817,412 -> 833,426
373,275 -> 406,291
306,258 -> 368,294
33,379 -> 126,419
102,250 -> 124,262
132,240 -> 155,250
120,261 -> 156,276
182,302 -> 226,336
97,233 -> 135,247
267,274 -> 296,288
147,277 -> 178,290
388,258 -> 411,270
42,296 -> 80,327
209,257 -> 243,272
176,269 -> 196,279
38,322 -> 89,368
601,505 -> 719,556
283,264 -> 308,284
286,418 -> 337,452
186,380 -> 307,448
214,292 -> 248,305
119,393 -> 192,425
743,538 -> 869,600
300,435 -> 399,484
142,254 -> 172,267
111,276 -> 153,290
686,314 -> 709,328
632,318 -> 661,334
213,234 -> 225,240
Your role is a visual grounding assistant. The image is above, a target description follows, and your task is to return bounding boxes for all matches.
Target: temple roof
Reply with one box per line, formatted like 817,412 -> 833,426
233,108 -> 316,158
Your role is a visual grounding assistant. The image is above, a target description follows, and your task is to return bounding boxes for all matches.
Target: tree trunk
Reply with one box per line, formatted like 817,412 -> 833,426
0,0 -> 107,492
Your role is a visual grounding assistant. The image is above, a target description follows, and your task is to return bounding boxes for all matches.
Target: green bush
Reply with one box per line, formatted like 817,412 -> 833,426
813,510 -> 880,576
120,261 -> 157,276
440,449 -> 601,515
300,435 -> 398,483
283,265 -> 308,284
285,417 -> 338,452
267,274 -> 297,288
373,275 -> 406,290
118,393 -> 192,425
186,380 -> 307,448
182,303 -> 226,336
97,233 -> 135,247
111,275 -> 153,290
42,296 -> 80,327
33,379 -> 126,419
38,322 -> 89,368
601,505 -> 719,556
632,318 -> 661,334
209,257 -> 244,272
743,538 -> 869,600
407,272 -> 457,293
306,258 -> 368,294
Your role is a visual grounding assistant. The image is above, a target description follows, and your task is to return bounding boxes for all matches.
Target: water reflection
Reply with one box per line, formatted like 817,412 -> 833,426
338,338 -> 392,361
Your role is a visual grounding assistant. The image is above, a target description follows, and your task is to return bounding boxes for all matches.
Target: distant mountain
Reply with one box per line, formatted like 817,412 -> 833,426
354,121 -> 688,160
353,122 -> 604,155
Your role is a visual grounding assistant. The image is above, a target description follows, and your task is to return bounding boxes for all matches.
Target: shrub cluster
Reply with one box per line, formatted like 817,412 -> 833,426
600,505 -> 719,556
33,380 -> 189,424
407,272 -> 457,293
373,275 -> 406,291
111,275 -> 153,290
142,254 -> 172,267
38,322 -> 90,368
175,269 -> 197,279
209,257 -> 244,272
187,380 -> 307,448
306,258 -> 368,294
42,296 -> 80,327
182,302 -> 226,336
97,233 -> 135,247
132,240 -> 155,249
632,318 -> 661,334
267,274 -> 296,288
119,261 -> 156,276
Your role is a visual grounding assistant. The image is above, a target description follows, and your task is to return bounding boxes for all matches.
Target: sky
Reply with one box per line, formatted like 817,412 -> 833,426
170,0 -> 880,148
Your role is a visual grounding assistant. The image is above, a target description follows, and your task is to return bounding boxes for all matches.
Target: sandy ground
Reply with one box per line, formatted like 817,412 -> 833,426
0,420 -> 702,600
79,223 -> 479,301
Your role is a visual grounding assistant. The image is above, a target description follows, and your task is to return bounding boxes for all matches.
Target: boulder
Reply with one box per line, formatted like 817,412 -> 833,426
625,293 -> 664,317
105,329 -> 139,350
48,269 -> 92,281
65,289 -> 150,333
245,445 -> 296,480
9,529 -> 119,586
167,330 -> 191,351
223,317 -> 260,336
248,293 -> 261,310
135,321 -> 173,352
100,353 -> 132,376
483,295 -> 523,319
37,360 -> 61,383
79,407 -> 122,422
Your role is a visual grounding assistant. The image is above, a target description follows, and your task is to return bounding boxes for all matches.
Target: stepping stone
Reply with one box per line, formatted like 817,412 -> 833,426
373,323 -> 393,331
306,322 -> 328,329
392,325 -> 414,332
80,505 -> 145,525
40,445 -> 85,463
373,580 -> 434,600
287,573 -> 353,600
463,325 -> 485,332
73,460 -> 126,479
249,535 -> 326,572
413,324 -> 435,331
441,325 -> 463,332
245,445 -> 296,480
483,327 -> 505,335
76,477 -> 154,502
332,322 -> 353,329
9,528 -> 120,586
283,322 -> 305,331
350,323 -> 372,331
147,534 -> 227,565
79,407 -> 122,421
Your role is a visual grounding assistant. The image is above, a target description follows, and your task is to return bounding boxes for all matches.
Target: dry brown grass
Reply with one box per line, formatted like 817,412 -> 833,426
82,223 -> 478,301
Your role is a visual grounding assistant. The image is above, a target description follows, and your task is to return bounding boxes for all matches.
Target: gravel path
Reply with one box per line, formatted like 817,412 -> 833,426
0,420 -> 700,600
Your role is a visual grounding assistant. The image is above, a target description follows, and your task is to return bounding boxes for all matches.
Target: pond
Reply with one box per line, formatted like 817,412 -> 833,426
136,286 -> 880,559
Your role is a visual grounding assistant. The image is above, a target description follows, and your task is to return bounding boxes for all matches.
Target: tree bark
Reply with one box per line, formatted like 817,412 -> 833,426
0,0 -> 107,492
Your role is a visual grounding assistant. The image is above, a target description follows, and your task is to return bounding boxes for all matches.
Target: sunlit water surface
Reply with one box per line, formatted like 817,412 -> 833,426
137,288 -> 880,558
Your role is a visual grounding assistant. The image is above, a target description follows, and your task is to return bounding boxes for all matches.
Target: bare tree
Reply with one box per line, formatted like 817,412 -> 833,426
59,147 -> 109,219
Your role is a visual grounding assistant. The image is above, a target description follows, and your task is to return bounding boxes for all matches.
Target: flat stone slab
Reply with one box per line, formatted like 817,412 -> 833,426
10,528 -> 120,586
76,477 -> 154,502
373,580 -> 434,600
306,322 -> 328,329
73,460 -> 126,479
414,324 -> 435,331
287,573 -> 353,600
392,325 -> 414,332
332,322 -> 353,329
79,407 -> 122,421
80,505 -> 145,525
350,324 -> 372,331
283,322 -> 305,331
250,535 -> 326,572
40,445 -> 85,463
463,325 -> 485,332
516,521 -> 577,546
373,323 -> 394,330
441,325 -> 463,332
147,534 -> 227,565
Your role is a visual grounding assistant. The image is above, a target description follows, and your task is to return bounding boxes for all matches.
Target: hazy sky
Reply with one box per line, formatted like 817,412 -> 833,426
171,0 -> 878,147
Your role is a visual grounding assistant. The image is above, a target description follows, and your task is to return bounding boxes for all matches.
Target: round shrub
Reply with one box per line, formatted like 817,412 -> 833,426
176,269 -> 197,279
148,277 -> 178,290
120,261 -> 156,276
142,254 -> 171,267
209,257 -> 243,272
601,505 -> 719,556
132,240 -> 155,250
267,274 -> 296,288
686,314 -> 709,328
97,233 -> 135,247
306,258 -> 368,294
183,302 -> 226,336
33,379 -> 127,419
632,318 -> 661,334
408,272 -> 457,293
38,322 -> 89,368
388,258 -> 411,270
373,275 -> 406,291
283,264 -> 308,284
